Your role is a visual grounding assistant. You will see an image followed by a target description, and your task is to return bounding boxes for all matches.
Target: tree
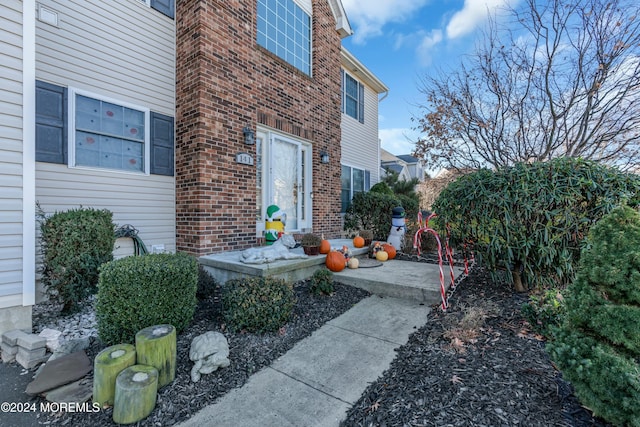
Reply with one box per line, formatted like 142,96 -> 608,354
413,0 -> 640,171
548,206 -> 640,426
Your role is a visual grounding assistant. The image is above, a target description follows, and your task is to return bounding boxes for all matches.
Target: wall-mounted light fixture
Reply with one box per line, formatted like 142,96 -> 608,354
320,150 -> 330,164
243,126 -> 255,145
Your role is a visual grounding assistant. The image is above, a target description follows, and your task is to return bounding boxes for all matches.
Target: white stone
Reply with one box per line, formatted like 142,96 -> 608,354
39,328 -> 62,352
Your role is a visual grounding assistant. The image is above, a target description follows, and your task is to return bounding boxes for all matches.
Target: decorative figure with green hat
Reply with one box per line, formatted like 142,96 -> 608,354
265,205 -> 287,245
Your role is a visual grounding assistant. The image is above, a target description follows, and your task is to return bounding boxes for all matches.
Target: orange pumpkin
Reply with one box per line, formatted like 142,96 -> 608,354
382,243 -> 397,259
319,239 -> 331,254
353,236 -> 365,248
326,251 -> 346,272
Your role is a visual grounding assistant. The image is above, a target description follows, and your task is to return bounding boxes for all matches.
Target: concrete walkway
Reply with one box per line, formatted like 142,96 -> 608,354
178,295 -> 430,427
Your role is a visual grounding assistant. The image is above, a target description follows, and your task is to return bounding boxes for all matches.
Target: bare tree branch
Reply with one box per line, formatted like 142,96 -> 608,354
413,0 -> 640,171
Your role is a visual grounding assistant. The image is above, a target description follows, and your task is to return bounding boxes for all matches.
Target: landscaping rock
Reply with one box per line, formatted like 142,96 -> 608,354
26,350 -> 92,396
48,337 -> 91,362
45,377 -> 93,404
38,328 -> 62,352
189,331 -> 230,382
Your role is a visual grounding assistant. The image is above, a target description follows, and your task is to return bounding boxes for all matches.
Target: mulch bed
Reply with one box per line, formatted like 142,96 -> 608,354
341,254 -> 611,427
32,254 -> 611,426
35,280 -> 370,426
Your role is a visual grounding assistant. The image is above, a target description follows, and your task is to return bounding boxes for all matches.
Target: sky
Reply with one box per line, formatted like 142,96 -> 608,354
340,0 -> 521,159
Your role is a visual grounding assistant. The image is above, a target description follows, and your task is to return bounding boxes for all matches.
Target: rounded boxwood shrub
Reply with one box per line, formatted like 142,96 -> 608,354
96,252 -> 198,345
222,277 -> 295,333
39,206 -> 115,313
548,206 -> 640,426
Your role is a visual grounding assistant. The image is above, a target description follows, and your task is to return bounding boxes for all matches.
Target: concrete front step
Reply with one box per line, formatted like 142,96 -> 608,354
198,239 -> 368,284
333,259 -> 464,305
198,239 -> 464,306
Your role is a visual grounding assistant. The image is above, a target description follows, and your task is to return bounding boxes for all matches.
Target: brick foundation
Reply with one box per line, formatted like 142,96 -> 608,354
175,0 -> 343,255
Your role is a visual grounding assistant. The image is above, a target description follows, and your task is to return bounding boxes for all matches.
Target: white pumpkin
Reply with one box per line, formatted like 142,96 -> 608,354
347,258 -> 359,269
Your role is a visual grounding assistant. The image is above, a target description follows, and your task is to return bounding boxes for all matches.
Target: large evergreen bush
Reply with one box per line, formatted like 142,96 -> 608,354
433,157 -> 640,291
39,207 -> 115,312
343,192 -> 401,240
548,206 -> 640,426
96,252 -> 198,345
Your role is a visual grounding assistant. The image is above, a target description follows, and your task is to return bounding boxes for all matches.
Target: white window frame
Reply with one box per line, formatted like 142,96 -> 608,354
342,71 -> 363,122
68,87 -> 150,175
341,163 -> 367,212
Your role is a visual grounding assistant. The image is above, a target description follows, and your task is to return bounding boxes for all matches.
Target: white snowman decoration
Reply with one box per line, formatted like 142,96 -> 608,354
387,206 -> 406,251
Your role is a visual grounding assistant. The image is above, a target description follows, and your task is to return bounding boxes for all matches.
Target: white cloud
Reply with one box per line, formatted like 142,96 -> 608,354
446,0 -> 516,39
341,0 -> 431,44
416,29 -> 443,66
379,128 -> 419,155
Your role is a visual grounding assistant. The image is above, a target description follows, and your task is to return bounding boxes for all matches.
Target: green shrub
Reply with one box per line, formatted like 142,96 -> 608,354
370,182 -> 394,195
433,157 -> 640,291
39,206 -> 115,312
344,192 -> 401,240
222,277 -> 296,333
96,252 -> 198,345
521,288 -> 565,338
310,268 -> 334,295
548,206 -> 640,426
197,265 -> 219,300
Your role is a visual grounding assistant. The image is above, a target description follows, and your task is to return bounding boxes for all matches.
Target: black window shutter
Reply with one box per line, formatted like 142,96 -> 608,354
36,80 -> 67,164
150,0 -> 175,19
358,82 -> 365,123
150,112 -> 174,176
340,69 -> 345,114
365,170 -> 371,191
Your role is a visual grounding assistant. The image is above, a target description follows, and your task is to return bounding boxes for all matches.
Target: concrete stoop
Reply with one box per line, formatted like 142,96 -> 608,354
199,239 -> 465,306
333,259 -> 464,305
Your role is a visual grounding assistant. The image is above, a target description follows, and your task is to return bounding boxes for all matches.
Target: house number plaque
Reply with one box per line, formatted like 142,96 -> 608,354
236,152 -> 254,166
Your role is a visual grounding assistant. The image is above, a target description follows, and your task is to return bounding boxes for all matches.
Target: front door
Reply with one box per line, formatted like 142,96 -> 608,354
256,129 -> 311,235
271,136 -> 301,230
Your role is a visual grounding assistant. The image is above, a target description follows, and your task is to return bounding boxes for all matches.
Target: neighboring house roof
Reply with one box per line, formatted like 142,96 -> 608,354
396,154 -> 420,164
341,48 -> 389,96
384,163 -> 405,174
380,148 -> 401,163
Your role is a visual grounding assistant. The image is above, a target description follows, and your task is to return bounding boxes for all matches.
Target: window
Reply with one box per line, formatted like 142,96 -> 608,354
341,165 -> 370,212
342,70 -> 365,123
257,0 -> 311,75
36,81 -> 175,176
138,0 -> 175,19
71,90 -> 149,173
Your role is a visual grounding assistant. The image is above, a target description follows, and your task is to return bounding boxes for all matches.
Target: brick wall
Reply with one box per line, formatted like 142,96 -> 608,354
175,0 -> 343,255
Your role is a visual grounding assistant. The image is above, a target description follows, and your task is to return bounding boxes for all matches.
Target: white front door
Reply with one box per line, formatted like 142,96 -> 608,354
256,129 -> 311,235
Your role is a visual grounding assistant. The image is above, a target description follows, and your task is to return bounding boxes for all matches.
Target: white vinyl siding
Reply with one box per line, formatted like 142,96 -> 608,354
0,2 -> 25,308
34,0 -> 176,266
36,0 -> 175,117
341,76 -> 380,186
36,163 -> 176,254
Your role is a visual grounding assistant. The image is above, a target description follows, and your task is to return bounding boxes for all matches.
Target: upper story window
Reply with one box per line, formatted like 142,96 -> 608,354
257,0 -> 312,75
342,70 -> 365,123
